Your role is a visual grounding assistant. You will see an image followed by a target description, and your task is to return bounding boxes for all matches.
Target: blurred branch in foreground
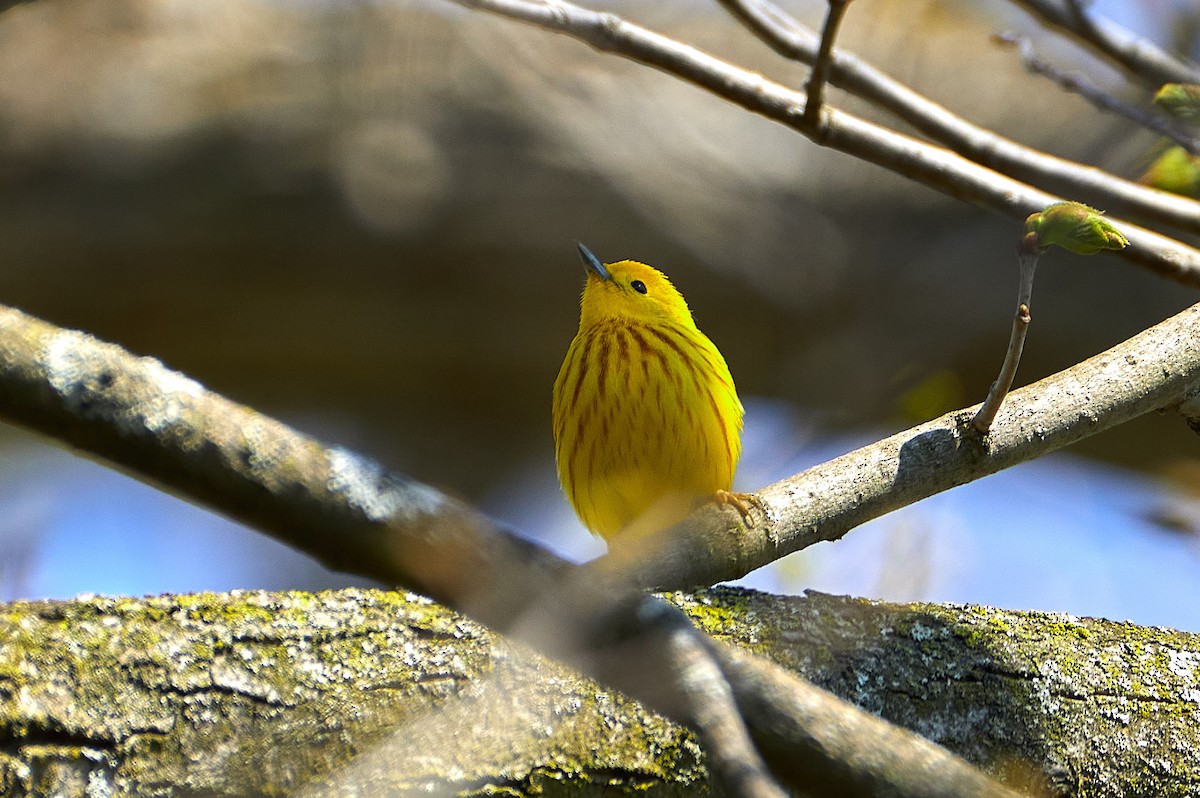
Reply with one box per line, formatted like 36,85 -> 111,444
0,303 -> 1022,795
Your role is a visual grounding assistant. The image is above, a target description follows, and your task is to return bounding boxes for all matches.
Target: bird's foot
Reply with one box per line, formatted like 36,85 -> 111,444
714,490 -> 766,527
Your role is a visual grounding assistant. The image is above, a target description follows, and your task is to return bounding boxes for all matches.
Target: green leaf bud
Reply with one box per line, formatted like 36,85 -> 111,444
1023,202 -> 1128,255
1140,145 -> 1200,198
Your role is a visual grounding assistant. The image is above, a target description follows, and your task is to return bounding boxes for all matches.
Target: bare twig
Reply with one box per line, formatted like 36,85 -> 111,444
971,301 -> 1032,435
997,32 -> 1200,155
718,0 -> 1200,235
803,0 -> 851,127
1008,0 -> 1200,88
0,303 -> 1022,798
449,0 -> 1200,286
972,241 -> 1040,434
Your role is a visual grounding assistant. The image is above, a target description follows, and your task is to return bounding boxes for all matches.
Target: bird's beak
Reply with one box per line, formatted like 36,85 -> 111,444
577,242 -> 612,282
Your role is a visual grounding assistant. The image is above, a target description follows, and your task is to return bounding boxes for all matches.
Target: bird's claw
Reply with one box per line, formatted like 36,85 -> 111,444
714,490 -> 766,527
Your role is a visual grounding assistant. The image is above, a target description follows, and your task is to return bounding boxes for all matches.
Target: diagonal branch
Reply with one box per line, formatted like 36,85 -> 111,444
653,606 -> 786,798
448,0 -> 1200,286
718,0 -> 1200,234
0,303 -> 1022,797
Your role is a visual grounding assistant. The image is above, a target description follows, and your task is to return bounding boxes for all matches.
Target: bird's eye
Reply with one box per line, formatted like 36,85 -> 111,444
631,280 -> 648,294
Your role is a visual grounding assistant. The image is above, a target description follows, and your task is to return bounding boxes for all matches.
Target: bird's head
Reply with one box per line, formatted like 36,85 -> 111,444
575,243 -> 696,329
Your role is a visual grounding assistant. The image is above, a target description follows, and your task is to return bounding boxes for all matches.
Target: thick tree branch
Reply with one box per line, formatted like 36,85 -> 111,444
4,589 -> 1198,797
718,0 -> 1200,235
448,0 -> 1200,286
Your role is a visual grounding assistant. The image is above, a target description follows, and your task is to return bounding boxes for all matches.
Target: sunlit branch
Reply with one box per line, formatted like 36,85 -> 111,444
970,300 -> 1032,435
596,298 -> 1200,590
803,0 -> 851,126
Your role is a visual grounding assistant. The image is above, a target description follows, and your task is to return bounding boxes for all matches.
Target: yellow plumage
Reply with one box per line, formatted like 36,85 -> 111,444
553,244 -> 744,540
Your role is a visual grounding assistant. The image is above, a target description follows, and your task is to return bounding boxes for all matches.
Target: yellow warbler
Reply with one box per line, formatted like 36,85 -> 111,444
553,243 -> 744,540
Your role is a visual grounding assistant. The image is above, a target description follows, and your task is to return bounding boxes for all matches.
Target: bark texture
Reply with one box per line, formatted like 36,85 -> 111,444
2,587 -> 1199,797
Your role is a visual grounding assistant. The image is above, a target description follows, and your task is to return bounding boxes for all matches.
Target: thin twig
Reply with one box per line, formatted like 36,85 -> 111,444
448,0 -> 1200,286
803,0 -> 851,127
971,244 -> 1040,434
717,0 -> 1200,234
997,32 -> 1200,155
971,303 -> 1032,434
1008,0 -> 1200,88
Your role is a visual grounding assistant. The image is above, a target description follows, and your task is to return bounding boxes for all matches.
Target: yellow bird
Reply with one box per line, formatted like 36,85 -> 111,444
553,243 -> 744,540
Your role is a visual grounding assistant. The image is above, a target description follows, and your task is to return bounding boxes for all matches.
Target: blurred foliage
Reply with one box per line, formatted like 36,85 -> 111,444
895,369 -> 965,424
1153,82 -> 1200,120
1140,144 -> 1200,197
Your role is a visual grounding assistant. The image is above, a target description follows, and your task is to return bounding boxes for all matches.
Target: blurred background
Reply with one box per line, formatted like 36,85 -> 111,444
2,0 -> 1200,628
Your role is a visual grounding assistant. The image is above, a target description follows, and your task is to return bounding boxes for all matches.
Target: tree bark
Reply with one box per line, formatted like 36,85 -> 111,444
2,587 -> 1198,797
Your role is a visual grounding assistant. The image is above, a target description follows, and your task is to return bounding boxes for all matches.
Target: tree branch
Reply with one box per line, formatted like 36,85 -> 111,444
969,300 -> 1030,435
802,0 -> 851,126
658,610 -> 785,798
447,0 -> 1200,286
